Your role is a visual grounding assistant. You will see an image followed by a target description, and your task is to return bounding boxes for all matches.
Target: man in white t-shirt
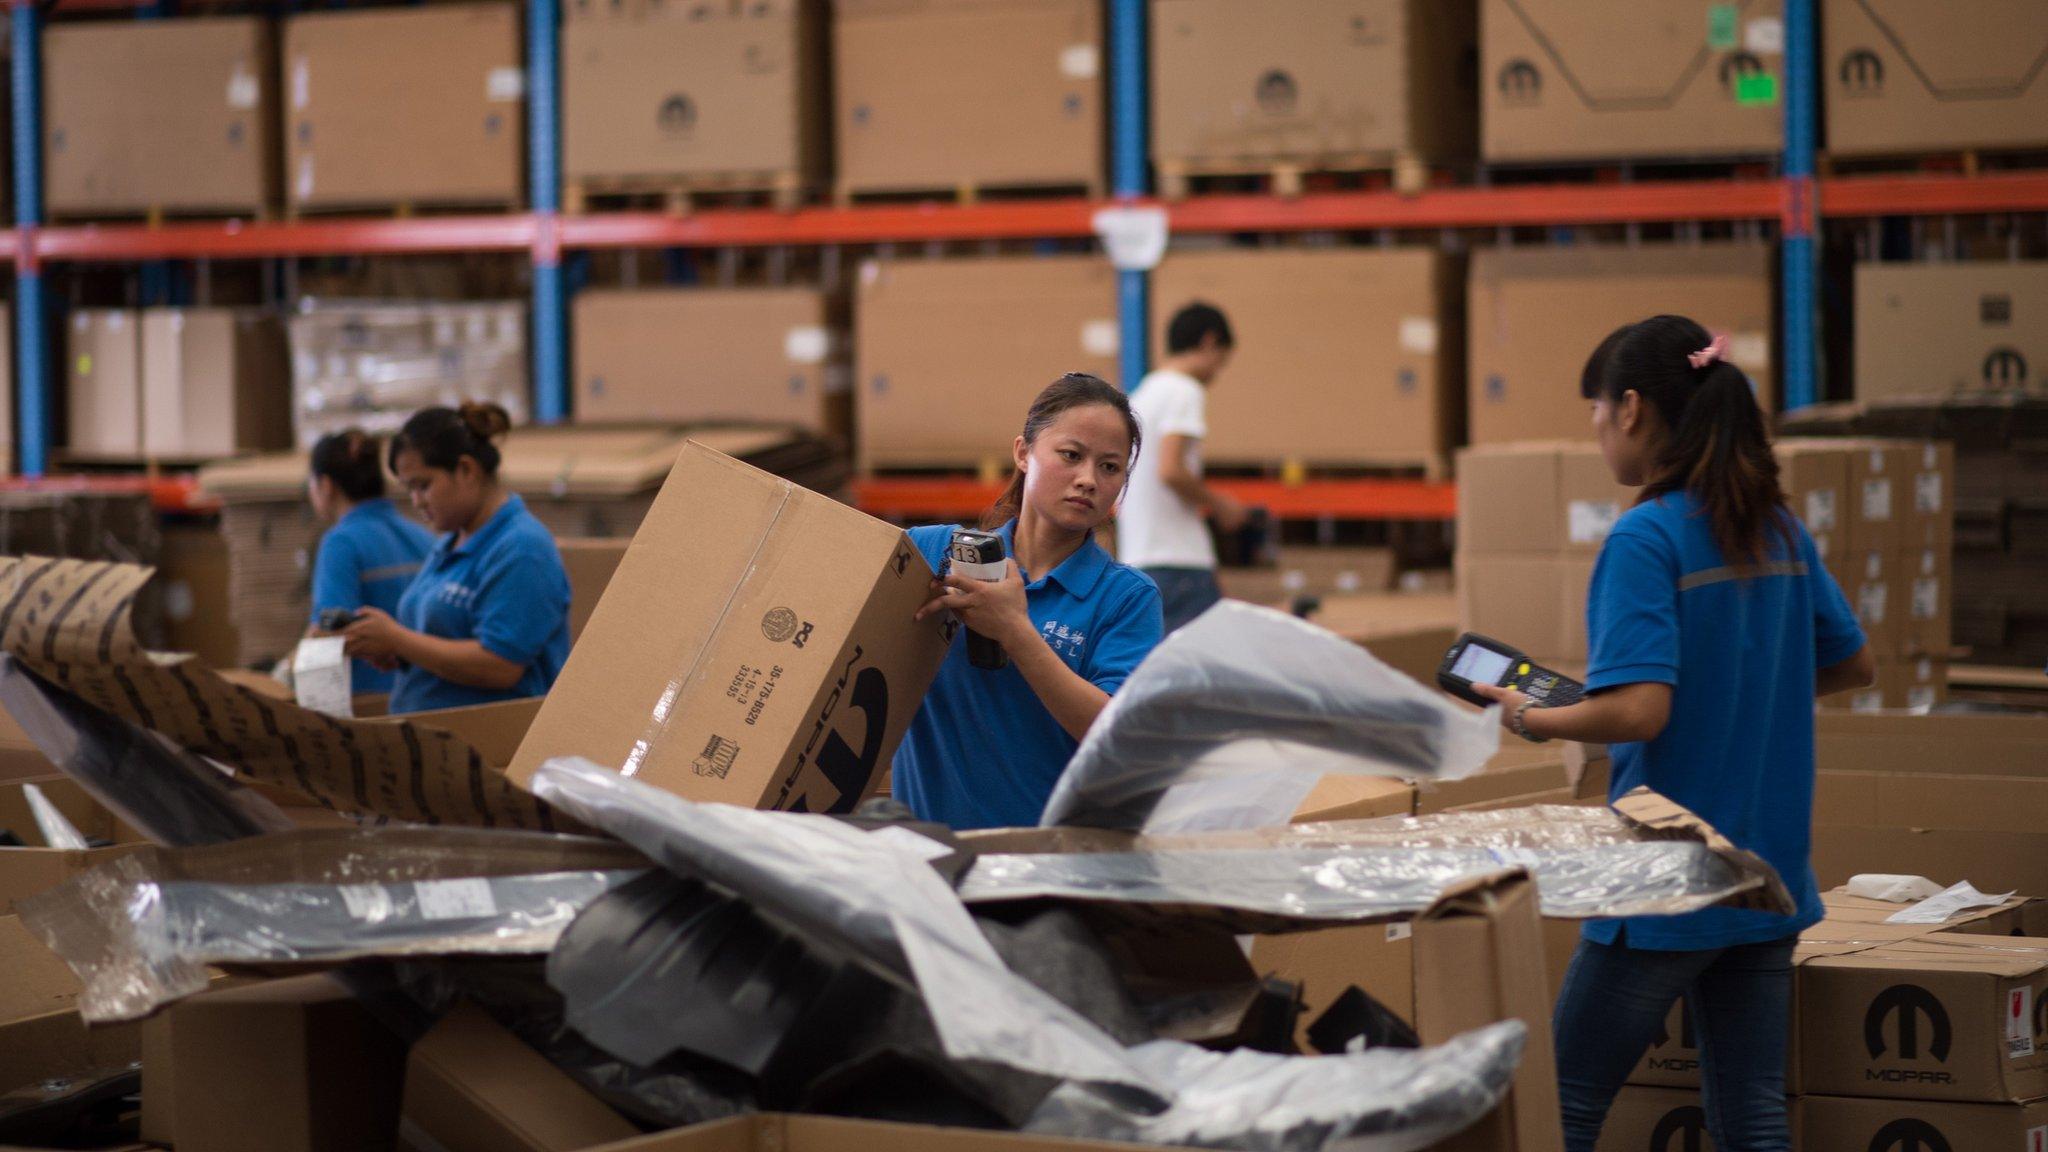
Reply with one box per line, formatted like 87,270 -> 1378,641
1119,301 -> 1248,632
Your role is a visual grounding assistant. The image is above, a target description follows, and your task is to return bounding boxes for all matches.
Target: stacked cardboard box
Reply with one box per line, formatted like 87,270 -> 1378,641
1467,244 -> 1775,446
834,0 -> 1102,198
1150,246 -> 1463,469
855,255 -> 1118,471
287,299 -> 527,449
43,17 -> 277,217
141,308 -> 294,458
1150,0 -> 1477,177
1219,546 -> 1397,607
1454,442 -> 1636,668
1480,0 -> 1785,162
562,0 -> 827,201
1854,261 -> 2047,404
1824,0 -> 2048,157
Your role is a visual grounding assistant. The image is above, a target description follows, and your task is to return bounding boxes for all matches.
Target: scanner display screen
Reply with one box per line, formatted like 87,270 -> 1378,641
1450,645 -> 1514,686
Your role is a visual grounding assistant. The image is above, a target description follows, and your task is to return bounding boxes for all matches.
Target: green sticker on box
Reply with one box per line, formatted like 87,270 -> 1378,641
1736,72 -> 1779,105
1708,3 -> 1739,49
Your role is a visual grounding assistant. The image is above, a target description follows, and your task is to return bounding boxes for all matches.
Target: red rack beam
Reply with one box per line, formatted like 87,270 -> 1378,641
559,199 -> 1102,250
1818,171 -> 2048,219
1166,179 -> 1788,232
34,215 -> 539,262
852,477 -> 1456,522
0,474 -> 216,514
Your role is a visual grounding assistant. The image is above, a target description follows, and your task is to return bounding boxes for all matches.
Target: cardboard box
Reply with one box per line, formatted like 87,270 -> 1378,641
284,4 -> 523,211
43,17 -> 277,216
834,0 -> 1102,196
1817,770 -> 2048,839
1907,439 -> 1955,552
158,523 -> 240,667
1468,245 -> 1774,446
1457,442 -> 1639,556
1846,441 -> 1917,556
0,706 -> 57,785
572,288 -> 837,431
1418,740 -> 1608,815
1298,590 -> 1459,686
1832,655 -> 1947,713
1837,546 -> 1904,659
1290,774 -> 1418,824
0,776 -> 148,915
1481,0 -> 1785,162
1592,1087 -> 1714,1152
1456,554 -> 1590,665
557,538 -> 629,645
1801,932 -> 2048,1103
1816,710 -> 2048,778
562,0 -> 825,191
1814,827 -> 2048,899
68,309 -> 143,455
1219,547 -> 1396,606
1151,247 -> 1461,467
0,913 -> 143,1098
1823,0 -> 2048,156
1803,1094 -> 2048,1152
1775,438 -> 1850,565
1901,545 -> 1951,657
168,974 -> 407,1152
1150,0 -> 1477,168
400,1004 -> 637,1152
141,308 -> 292,457
403,697 -> 543,771
855,255 -> 1118,470
508,443 -> 952,812
1853,260 -> 2048,403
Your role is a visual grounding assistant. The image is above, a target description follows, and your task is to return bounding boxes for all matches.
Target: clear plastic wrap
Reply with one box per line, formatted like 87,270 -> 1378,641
1024,1021 -> 1526,1152
289,299 -> 527,449
1040,602 -> 1500,832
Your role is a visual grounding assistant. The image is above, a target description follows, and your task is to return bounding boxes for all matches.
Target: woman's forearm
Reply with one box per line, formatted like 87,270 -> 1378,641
1005,629 -> 1112,741
1520,682 -> 1672,745
394,632 -> 526,691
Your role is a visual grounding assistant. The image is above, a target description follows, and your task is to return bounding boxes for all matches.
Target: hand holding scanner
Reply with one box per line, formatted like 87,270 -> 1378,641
948,529 -> 1009,670
1436,632 -> 1586,709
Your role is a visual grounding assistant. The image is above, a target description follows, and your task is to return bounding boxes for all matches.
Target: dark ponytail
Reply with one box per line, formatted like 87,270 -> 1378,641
309,429 -> 385,501
388,401 -> 512,478
983,373 -> 1141,529
1581,315 -> 1791,568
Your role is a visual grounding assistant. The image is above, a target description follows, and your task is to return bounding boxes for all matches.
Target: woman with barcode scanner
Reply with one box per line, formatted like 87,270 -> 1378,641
1462,316 -> 1875,1152
894,373 -> 1165,830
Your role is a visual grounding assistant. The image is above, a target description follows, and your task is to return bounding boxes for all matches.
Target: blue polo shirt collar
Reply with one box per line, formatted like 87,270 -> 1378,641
998,520 -> 1110,599
445,493 -> 529,559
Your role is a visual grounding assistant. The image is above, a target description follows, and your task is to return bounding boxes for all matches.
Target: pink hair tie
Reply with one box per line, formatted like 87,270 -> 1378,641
1687,333 -> 1730,370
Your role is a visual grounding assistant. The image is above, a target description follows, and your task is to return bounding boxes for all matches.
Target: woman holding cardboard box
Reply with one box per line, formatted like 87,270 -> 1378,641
1465,316 -> 1875,1152
894,373 -> 1165,831
341,403 -> 572,715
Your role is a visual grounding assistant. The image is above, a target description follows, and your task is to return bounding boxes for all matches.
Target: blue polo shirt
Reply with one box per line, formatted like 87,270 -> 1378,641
389,494 -> 572,715
893,521 -> 1164,830
310,498 -> 436,695
1582,492 -> 1865,951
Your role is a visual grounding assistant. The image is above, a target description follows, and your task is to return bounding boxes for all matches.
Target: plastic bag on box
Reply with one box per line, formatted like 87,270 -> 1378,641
1040,602 -> 1499,832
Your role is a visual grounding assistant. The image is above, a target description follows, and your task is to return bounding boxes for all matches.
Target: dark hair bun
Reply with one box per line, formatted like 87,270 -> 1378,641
458,401 -> 513,442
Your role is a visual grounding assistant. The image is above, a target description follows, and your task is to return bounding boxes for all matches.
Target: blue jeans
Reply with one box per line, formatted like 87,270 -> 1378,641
1554,934 -> 1796,1152
1142,567 -> 1223,633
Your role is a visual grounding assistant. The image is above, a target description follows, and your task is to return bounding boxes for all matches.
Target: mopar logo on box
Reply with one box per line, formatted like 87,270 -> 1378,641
1497,58 -> 1541,104
1867,1117 -> 1950,1152
1648,1105 -> 1707,1152
1864,983 -> 1956,1084
1840,49 -> 1885,93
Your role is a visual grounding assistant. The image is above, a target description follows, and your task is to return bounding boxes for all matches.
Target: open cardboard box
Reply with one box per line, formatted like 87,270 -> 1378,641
0,913 -> 143,1096
0,775 -> 149,914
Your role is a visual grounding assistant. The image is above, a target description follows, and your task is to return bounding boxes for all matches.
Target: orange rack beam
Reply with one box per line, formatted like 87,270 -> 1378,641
852,476 -> 1457,522
0,474 -> 217,515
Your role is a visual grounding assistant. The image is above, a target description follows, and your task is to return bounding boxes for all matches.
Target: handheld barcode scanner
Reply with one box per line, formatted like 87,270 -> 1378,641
1436,632 -> 1586,709
316,608 -> 360,633
948,529 -> 1010,670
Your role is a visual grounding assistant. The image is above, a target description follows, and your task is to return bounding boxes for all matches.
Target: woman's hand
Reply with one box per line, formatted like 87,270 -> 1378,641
1468,681 -> 1532,733
341,607 -> 410,668
914,560 -> 1032,647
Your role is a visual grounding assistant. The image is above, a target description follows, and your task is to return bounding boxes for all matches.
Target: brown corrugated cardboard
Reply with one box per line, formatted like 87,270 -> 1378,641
1814,827 -> 2048,898
1904,538 -> 1953,655
1297,590 -> 1458,686
1250,919 -> 1417,1047
562,0 -> 825,191
1150,247 -> 1461,467
169,974 -> 407,1152
1823,0 -> 2048,156
68,309 -> 143,455
1456,443 -> 1637,557
0,707 -> 56,785
284,4 -> 523,211
1468,245 -> 1775,446
1775,438 -> 1849,565
1456,554 -> 1590,665
1846,441 -> 1915,555
557,538 -> 629,645
141,308 -> 292,457
856,255 -> 1118,469
44,17 -> 277,216
1591,1087 -> 1711,1152
404,697 -> 542,771
1803,1094 -> 2048,1152
572,288 -> 836,431
400,1003 -> 637,1152
1417,741 -> 1608,815
1854,261 -> 2048,403
834,0 -> 1102,196
1290,774 -> 1417,823
1816,710 -> 2048,778
0,776 -> 148,915
157,523 -> 240,667
1800,932 -> 2048,1102
1830,655 -> 1947,713
1150,0 -> 1477,168
1838,546 -> 1903,659
1218,547 -> 1396,606
1817,770 -> 2048,838
1907,439 -> 1955,553
507,443 -> 952,812
0,913 -> 142,1100
1481,0 -> 1785,162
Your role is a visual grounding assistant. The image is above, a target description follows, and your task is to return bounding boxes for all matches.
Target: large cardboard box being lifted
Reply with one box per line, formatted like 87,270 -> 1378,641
1150,0 -> 1477,177
1468,244 -> 1774,446
834,0 -> 1102,197
509,443 -> 951,813
284,4 -> 523,212
562,0 -> 826,201
1854,261 -> 2048,403
1823,0 -> 2048,157
43,17 -> 277,217
1150,246 -> 1462,469
856,255 -> 1118,471
572,288 -> 839,433
1481,0 -> 1785,162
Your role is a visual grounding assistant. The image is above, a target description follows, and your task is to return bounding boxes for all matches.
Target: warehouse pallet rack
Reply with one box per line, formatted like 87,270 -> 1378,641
7,0 -> 2048,523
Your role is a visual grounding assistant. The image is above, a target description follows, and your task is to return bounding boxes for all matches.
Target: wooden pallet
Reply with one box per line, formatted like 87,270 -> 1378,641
1157,153 -> 1437,200
283,199 -> 523,221
1819,147 -> 2048,179
46,204 -> 277,227
565,171 -> 810,215
835,178 -> 1103,207
1476,155 -> 1777,187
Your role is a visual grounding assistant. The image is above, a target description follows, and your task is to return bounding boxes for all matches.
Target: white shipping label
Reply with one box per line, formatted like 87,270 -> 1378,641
1805,488 -> 1838,533
1864,551 -> 1883,580
1398,316 -> 1439,355
2008,986 -> 2036,1059
1916,471 -> 1944,514
107,313 -> 125,332
1081,319 -> 1120,357
338,884 -> 394,923
1862,478 -> 1893,523
487,67 -> 526,103
1728,332 -> 1769,369
1851,689 -> 1884,713
1059,43 -> 1099,79
1912,577 -> 1939,621
1859,582 -> 1888,625
296,156 -> 315,201
292,636 -> 353,719
1091,205 -> 1169,270
414,878 -> 497,920
2028,1123 -> 2047,1152
1906,686 -> 1937,712
227,67 -> 260,110
783,325 -> 829,365
164,581 -> 196,622
1745,16 -> 1784,54
1567,500 -> 1622,545
1385,922 -> 1412,942
291,58 -> 310,110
